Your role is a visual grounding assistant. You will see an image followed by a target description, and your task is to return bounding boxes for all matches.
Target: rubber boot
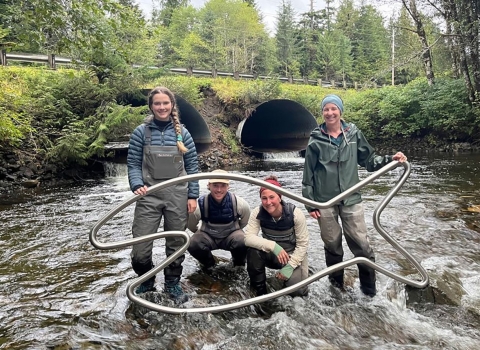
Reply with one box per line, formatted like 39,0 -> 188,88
164,276 -> 188,304
358,263 -> 376,297
328,273 -> 344,290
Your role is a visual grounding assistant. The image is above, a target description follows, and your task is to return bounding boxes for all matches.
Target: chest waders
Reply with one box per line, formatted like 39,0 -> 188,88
200,193 -> 241,239
142,126 -> 186,186
261,227 -> 296,254
131,125 -> 188,282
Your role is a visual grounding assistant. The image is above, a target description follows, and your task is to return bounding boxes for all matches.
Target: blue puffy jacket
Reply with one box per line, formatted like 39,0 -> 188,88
127,117 -> 199,199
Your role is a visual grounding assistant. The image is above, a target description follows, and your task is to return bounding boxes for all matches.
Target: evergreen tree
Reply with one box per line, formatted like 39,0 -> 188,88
297,9 -> 325,78
162,5 -> 199,66
254,35 -> 278,75
317,30 -> 353,82
275,0 -> 300,77
196,0 -> 265,73
349,4 -> 390,83
335,0 -> 360,39
0,0 -> 15,49
197,5 -> 224,70
156,0 -> 189,27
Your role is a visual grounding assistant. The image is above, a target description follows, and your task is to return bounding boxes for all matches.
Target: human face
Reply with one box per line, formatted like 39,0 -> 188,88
151,93 -> 172,121
322,102 -> 341,127
208,182 -> 229,202
260,189 -> 282,217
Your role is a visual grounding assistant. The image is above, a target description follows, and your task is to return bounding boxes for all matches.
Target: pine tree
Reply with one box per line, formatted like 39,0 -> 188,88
275,0 -> 300,77
155,0 -> 189,27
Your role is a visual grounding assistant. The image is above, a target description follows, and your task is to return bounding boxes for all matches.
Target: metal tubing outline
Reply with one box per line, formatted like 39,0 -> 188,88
89,161 -> 429,314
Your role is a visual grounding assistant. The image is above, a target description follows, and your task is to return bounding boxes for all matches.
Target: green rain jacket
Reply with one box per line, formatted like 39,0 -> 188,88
302,121 -> 392,210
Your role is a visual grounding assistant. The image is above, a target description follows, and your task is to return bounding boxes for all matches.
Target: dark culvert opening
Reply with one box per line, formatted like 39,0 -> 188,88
237,99 -> 318,153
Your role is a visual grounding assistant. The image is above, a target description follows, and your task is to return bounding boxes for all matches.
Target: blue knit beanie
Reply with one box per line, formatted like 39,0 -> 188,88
321,94 -> 344,115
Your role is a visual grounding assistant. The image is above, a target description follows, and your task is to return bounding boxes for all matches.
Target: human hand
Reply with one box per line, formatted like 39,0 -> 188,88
276,249 -> 289,265
187,199 -> 197,213
276,264 -> 293,281
272,243 -> 289,265
134,185 -> 148,196
392,152 -> 407,163
309,210 -> 321,219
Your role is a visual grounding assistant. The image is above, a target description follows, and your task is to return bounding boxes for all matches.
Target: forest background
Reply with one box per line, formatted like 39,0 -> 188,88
0,0 -> 479,191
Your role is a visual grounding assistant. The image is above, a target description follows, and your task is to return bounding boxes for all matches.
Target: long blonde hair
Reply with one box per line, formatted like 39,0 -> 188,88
148,86 -> 188,154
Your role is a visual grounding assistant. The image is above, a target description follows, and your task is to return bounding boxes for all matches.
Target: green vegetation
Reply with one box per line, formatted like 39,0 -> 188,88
1,0 -> 478,95
0,0 -> 478,185
220,126 -> 240,154
1,66 -> 479,173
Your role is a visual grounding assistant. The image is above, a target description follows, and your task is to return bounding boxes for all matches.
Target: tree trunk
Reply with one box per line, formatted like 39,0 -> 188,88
463,0 -> 480,100
442,0 -> 476,102
403,0 -> 435,85
444,16 -> 460,78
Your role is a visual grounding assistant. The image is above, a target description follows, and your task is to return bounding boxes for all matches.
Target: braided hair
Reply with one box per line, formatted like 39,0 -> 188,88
148,86 -> 188,154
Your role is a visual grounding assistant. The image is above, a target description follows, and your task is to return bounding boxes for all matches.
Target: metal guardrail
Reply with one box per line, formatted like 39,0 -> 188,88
166,68 -> 338,87
89,161 -> 429,314
3,52 -> 362,88
2,52 -> 73,68
6,53 -> 72,64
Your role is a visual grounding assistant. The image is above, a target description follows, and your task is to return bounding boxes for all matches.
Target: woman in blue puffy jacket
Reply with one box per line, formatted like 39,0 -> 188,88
127,86 -> 199,304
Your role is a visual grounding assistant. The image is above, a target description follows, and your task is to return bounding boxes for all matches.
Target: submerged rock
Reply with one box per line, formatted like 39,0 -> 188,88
21,179 -> 40,188
405,256 -> 480,316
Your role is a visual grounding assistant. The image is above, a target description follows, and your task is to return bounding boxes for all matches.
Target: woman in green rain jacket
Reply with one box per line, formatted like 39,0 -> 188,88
302,94 -> 407,297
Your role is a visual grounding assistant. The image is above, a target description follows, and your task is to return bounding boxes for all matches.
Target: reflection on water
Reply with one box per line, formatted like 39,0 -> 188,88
0,151 -> 480,349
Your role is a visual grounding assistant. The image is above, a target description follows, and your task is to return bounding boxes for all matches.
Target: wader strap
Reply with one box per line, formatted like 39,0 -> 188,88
144,125 -> 152,145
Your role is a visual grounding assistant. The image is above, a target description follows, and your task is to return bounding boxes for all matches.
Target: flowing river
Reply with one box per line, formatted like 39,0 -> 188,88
1,151 -> 480,349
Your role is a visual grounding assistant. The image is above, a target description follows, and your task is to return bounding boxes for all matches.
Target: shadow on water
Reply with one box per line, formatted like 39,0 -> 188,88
1,151 -> 480,349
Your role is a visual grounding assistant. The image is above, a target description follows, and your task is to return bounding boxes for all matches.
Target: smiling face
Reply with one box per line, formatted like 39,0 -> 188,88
322,102 -> 342,128
208,182 -> 229,202
150,93 -> 173,121
260,189 -> 282,217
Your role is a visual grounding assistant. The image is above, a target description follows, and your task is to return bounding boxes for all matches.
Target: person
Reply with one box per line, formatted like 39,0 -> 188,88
127,86 -> 199,304
302,94 -> 408,297
187,169 -> 251,271
244,175 -> 309,297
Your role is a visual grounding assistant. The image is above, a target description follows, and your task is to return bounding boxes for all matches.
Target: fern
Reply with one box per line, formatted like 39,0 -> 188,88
48,132 -> 90,166
87,103 -> 149,157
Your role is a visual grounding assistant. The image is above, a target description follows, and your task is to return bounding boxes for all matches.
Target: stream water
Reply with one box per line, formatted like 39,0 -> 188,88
1,151 -> 479,349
